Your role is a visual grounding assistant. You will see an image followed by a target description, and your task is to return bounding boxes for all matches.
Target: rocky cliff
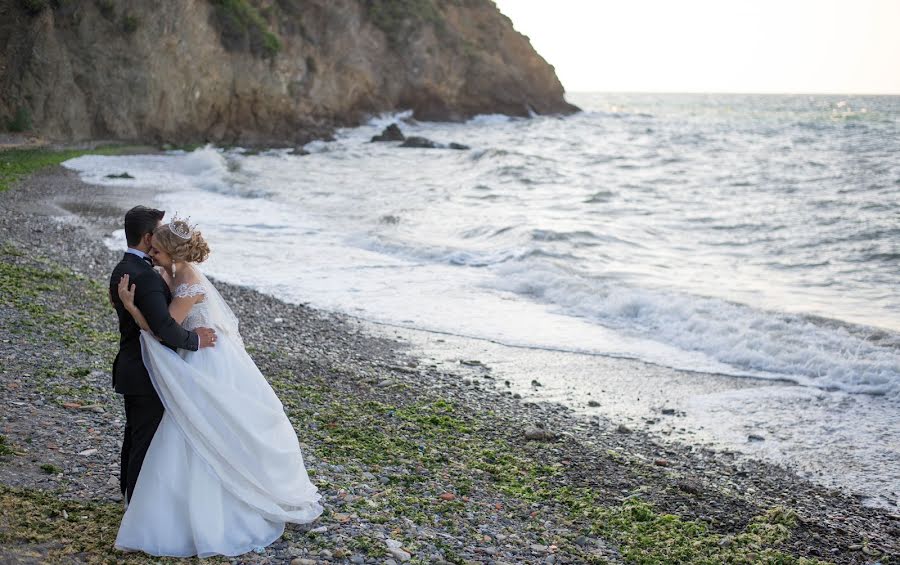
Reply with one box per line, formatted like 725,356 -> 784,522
0,0 -> 578,145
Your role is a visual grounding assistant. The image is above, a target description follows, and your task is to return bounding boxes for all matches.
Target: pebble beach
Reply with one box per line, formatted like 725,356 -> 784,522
1,158 -> 898,563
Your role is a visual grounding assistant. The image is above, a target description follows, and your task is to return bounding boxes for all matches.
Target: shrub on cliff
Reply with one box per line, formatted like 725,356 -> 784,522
209,0 -> 281,58
362,0 -> 444,47
19,0 -> 47,15
7,108 -> 32,133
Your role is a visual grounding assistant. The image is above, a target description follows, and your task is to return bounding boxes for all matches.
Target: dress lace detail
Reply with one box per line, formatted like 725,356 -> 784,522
175,283 -> 210,331
174,283 -> 206,299
182,302 -> 211,332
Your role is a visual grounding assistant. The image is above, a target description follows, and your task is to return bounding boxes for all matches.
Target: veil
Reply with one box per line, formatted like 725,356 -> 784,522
194,267 -> 244,348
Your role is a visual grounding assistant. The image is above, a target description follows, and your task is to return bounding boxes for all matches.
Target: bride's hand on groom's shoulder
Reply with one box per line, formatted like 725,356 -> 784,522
118,274 -> 137,311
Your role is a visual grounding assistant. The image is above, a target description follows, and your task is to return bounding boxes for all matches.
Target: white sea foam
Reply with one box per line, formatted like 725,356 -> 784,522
64,93 -> 900,400
64,145 -> 236,194
366,110 -> 414,129
467,113 -> 515,125
488,261 -> 900,396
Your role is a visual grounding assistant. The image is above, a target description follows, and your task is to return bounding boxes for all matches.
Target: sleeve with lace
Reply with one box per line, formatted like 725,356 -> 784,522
174,283 -> 206,299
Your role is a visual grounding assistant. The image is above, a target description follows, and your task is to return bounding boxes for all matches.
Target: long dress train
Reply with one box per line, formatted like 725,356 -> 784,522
115,277 -> 322,557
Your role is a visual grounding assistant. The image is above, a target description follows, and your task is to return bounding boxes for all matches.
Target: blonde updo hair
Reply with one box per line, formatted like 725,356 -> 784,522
153,220 -> 211,263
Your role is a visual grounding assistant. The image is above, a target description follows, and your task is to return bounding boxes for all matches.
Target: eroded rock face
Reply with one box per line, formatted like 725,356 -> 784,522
0,0 -> 578,145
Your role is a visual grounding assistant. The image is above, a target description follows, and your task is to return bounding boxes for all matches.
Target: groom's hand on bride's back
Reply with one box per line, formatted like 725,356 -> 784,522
196,327 -> 218,348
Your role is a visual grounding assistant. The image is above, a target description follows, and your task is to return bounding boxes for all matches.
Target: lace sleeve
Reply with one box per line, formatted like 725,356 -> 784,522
174,283 -> 206,299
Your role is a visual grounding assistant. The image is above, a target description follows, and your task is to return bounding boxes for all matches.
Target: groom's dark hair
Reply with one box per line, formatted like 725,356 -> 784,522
124,205 -> 165,246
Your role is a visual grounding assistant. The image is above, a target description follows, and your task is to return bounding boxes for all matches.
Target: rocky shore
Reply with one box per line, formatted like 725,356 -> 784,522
1,156 -> 898,563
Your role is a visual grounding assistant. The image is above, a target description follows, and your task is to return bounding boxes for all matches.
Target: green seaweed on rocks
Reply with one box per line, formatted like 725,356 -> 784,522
0,435 -> 19,456
0,485 -> 224,563
0,244 -> 117,357
266,367 -> 830,564
0,146 -> 133,192
38,463 -> 61,475
587,499 -> 827,564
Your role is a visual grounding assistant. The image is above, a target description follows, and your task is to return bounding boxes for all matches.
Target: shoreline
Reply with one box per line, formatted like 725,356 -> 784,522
1,160 -> 898,563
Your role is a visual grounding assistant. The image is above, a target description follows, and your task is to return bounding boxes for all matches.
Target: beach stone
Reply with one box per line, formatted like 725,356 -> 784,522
290,559 -> 316,565
587,400 -> 600,407
676,479 -> 701,494
388,547 -> 411,561
616,424 -> 632,434
524,426 -> 556,441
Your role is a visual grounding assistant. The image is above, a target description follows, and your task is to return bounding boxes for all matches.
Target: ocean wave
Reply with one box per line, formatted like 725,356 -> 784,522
467,113 -> 515,125
365,110 -> 414,129
63,145 -> 239,195
488,261 -> 900,397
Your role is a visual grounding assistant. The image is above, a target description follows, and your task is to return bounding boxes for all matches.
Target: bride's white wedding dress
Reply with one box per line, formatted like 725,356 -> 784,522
115,271 -> 323,557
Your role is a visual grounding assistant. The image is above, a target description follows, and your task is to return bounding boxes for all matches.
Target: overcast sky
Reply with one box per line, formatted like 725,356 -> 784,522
493,0 -> 900,94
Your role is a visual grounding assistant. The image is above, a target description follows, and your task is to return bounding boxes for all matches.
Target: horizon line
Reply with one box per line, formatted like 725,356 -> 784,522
564,89 -> 900,97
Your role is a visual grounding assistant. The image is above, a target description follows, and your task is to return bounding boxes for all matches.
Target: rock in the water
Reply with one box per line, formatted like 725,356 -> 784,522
371,124 -> 406,142
748,434 -> 765,442
587,400 -> 600,407
105,172 -> 134,179
399,136 -> 439,149
397,136 -> 470,150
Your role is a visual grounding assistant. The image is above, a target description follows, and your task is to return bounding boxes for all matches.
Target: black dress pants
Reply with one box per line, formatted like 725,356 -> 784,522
120,393 -> 164,502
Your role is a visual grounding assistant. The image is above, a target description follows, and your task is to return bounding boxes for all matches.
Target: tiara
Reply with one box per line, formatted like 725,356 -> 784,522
168,213 -> 197,240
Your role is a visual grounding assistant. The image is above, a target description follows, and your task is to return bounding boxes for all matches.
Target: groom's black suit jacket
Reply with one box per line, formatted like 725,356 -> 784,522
109,252 -> 199,395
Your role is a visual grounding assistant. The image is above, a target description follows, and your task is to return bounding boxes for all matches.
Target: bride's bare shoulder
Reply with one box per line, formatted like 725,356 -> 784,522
173,265 -> 205,298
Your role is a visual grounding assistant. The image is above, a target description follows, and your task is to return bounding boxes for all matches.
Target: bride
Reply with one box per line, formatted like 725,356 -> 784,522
114,217 -> 323,557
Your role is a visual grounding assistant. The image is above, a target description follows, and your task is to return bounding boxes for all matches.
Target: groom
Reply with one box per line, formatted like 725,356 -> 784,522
109,205 -> 217,503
